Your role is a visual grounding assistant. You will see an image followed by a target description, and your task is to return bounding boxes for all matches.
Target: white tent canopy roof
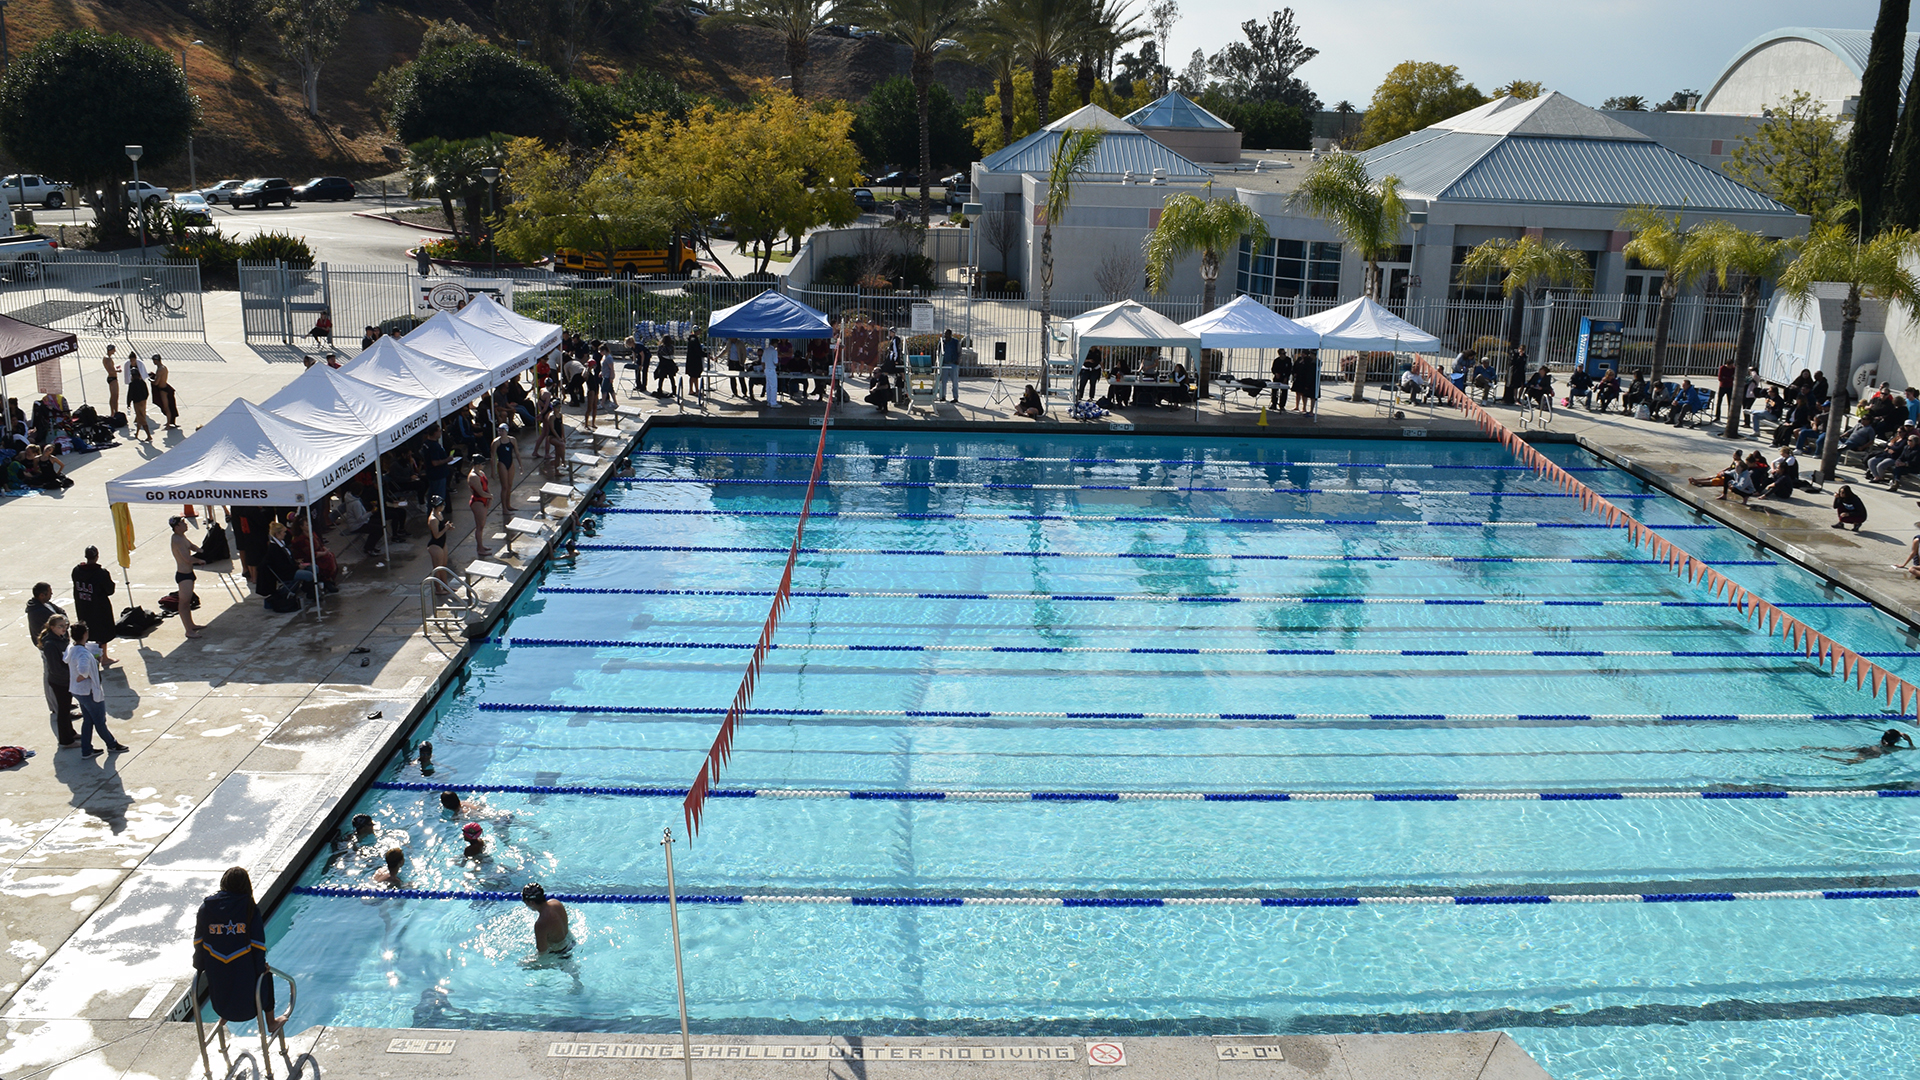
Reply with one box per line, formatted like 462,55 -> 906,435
409,308 -> 542,381
339,335 -> 491,419
257,362 -> 436,452
105,399 -> 373,507
1181,295 -> 1321,349
453,293 -> 562,361
1295,297 -> 1442,353
1066,300 -> 1201,360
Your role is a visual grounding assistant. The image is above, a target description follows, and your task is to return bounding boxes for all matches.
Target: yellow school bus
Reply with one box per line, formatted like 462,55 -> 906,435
555,239 -> 700,277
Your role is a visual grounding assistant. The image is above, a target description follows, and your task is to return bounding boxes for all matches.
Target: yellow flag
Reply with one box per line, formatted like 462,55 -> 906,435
111,502 -> 135,569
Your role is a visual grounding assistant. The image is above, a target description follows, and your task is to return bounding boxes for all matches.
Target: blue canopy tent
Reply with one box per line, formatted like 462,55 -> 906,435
707,290 -> 833,406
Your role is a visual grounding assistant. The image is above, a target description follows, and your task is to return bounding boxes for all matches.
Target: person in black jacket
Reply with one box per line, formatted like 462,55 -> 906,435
193,866 -> 281,1031
1269,350 -> 1291,409
70,547 -> 116,666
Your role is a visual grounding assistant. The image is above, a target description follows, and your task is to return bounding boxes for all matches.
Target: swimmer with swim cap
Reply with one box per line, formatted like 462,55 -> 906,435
462,822 -> 485,859
522,882 -> 571,954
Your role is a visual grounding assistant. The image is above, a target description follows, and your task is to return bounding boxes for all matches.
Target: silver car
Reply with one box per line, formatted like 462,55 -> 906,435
197,180 -> 245,204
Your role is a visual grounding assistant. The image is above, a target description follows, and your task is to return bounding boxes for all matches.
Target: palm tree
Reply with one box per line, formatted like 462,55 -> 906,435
1777,223 -> 1920,482
855,0 -> 978,225
721,0 -> 845,98
1332,100 -> 1356,143
1619,207 -> 1715,386
1143,190 -> 1269,396
1460,237 -> 1593,404
961,27 -> 1022,150
1700,220 -> 1793,438
1039,127 -> 1104,394
988,0 -> 1084,125
1073,0 -> 1145,105
1287,152 -> 1405,400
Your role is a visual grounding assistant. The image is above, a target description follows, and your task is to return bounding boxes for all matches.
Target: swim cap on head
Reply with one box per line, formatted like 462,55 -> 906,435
522,883 -> 546,904
463,823 -> 483,839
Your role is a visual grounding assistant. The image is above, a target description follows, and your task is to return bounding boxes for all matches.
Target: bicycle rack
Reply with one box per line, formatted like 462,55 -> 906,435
191,967 -> 315,1080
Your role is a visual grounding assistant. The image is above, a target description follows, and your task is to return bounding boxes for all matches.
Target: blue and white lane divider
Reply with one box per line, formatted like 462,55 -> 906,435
290,884 -> 1920,906
633,450 -> 1616,472
601,509 -> 1679,530
474,703 -> 1893,723
615,477 -> 1661,498
493,635 -> 1867,660
369,780 -> 1920,803
567,555 -> 1744,565
540,583 -> 1866,609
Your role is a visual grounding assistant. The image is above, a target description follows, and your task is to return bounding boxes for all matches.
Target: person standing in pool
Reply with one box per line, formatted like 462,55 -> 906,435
523,883 -> 570,954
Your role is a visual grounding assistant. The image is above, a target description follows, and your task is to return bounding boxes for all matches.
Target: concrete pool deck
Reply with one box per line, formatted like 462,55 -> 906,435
3,300 -> 1915,1079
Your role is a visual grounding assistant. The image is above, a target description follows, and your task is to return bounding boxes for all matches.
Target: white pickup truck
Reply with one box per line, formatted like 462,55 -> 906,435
0,231 -> 58,280
0,174 -> 70,209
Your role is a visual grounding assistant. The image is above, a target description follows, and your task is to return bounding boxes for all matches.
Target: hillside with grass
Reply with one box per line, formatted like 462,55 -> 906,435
0,0 -> 989,187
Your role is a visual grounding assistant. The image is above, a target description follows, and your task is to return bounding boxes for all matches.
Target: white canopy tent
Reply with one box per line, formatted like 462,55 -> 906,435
258,362 -> 435,453
453,293 -> 563,365
1066,300 -> 1201,361
407,309 -> 544,383
1295,296 -> 1442,352
339,335 -> 491,420
105,399 -> 373,507
1181,295 -> 1321,349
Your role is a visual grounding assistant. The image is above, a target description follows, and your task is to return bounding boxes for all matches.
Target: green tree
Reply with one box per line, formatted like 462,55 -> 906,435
1490,79 -> 1542,100
1357,61 -> 1486,148
987,0 -> 1085,126
1039,127 -> 1103,392
571,69 -> 694,146
194,0 -> 266,62
1698,220 -> 1793,439
388,44 -> 578,145
1844,0 -> 1910,233
406,135 -> 508,238
1619,207 -> 1715,387
0,30 -> 196,249
1721,92 -> 1844,218
962,26 -> 1022,151
1203,8 -> 1318,111
1143,191 -> 1269,395
1459,236 -> 1592,403
1601,95 -> 1647,111
965,65 -> 1141,154
715,0 -> 848,98
1289,151 -> 1406,400
493,137 -> 674,271
1776,223 -> 1920,481
1881,58 -> 1920,230
271,0 -> 353,117
1652,89 -> 1700,112
849,0 -> 978,224
855,76 -> 972,179
1196,89 -> 1308,149
625,94 -> 863,273
1071,0 -> 1145,107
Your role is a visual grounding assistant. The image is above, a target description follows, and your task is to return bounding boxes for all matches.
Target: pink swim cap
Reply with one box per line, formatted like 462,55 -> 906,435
462,823 -> 482,839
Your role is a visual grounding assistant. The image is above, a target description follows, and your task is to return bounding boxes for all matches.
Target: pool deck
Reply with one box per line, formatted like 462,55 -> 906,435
4,300 -> 1914,1080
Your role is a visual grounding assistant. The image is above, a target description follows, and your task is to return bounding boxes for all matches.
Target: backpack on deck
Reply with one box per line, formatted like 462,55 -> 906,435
197,523 -> 231,563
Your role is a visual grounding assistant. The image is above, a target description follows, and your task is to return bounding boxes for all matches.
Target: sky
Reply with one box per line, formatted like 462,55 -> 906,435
1165,0 -> 1886,109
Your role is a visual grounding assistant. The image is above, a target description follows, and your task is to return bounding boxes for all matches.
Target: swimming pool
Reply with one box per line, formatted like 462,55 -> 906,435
267,427 -> 1920,1078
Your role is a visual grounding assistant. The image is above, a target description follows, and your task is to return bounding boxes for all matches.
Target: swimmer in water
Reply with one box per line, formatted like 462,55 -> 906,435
462,822 -> 486,860
346,813 -> 375,841
523,882 -> 571,955
1820,728 -> 1916,763
374,847 -> 406,885
416,740 -> 435,775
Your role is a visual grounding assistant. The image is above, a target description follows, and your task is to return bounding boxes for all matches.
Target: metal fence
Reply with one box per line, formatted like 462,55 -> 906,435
0,255 -> 205,344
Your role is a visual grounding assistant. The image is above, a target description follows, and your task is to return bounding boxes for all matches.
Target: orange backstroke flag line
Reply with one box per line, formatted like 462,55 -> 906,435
683,335 -> 843,838
1411,355 -> 1919,717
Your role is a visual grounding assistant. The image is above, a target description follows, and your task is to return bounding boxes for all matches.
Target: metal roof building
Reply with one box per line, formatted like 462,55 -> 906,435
1122,92 -> 1243,164
1702,26 -> 1920,116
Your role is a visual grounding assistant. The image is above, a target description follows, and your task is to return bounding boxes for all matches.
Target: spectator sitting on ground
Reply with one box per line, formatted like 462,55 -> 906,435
1015,384 -> 1045,419
1717,451 -> 1768,504
1758,448 -> 1801,499
1689,451 -> 1747,488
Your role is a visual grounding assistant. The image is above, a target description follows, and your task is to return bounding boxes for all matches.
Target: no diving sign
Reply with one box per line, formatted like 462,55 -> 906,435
1086,1042 -> 1127,1066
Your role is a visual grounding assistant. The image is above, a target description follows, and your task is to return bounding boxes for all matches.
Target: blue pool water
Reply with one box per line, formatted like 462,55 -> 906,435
266,428 -> 1920,1077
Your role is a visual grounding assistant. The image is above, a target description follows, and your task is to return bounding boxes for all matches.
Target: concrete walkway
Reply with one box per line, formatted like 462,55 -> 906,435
1,314 -> 1909,1080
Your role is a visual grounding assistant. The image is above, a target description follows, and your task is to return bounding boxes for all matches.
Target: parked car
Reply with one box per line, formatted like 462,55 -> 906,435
0,233 -> 57,281
293,176 -> 356,202
873,170 -> 918,189
197,179 -> 245,204
123,181 -> 169,207
168,193 -> 214,226
233,177 -> 294,209
946,179 -> 972,208
851,187 -> 877,212
0,175 -> 69,209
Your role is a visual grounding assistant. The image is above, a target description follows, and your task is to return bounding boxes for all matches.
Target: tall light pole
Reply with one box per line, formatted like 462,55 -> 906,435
961,200 -> 982,344
126,145 -> 144,261
180,41 -> 204,192
481,166 -> 499,274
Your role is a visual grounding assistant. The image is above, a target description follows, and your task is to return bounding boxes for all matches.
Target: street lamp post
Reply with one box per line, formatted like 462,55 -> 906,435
481,166 -> 499,274
126,145 -> 144,261
961,200 -> 982,344
180,41 -> 204,192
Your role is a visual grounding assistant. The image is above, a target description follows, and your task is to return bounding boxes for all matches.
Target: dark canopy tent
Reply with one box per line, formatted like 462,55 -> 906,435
0,314 -> 77,432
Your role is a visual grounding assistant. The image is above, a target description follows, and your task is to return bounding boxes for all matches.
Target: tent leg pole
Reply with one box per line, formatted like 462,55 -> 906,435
374,456 -> 391,567
307,503 -> 322,619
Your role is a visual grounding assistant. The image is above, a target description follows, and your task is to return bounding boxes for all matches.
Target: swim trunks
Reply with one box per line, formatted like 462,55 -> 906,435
176,571 -> 195,583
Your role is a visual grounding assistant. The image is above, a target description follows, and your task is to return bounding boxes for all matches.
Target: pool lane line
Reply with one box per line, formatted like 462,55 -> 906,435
474,703 -> 1894,722
289,885 -> 1920,906
539,583 -> 1867,609
493,636 -> 1863,660
558,555 -> 1755,565
604,508 -> 1727,531
369,780 -> 1920,802
632,450 -> 1616,472
615,478 -> 1662,498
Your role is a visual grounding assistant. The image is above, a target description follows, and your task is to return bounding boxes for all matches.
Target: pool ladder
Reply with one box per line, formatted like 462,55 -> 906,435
421,568 -> 480,634
191,967 -> 318,1080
